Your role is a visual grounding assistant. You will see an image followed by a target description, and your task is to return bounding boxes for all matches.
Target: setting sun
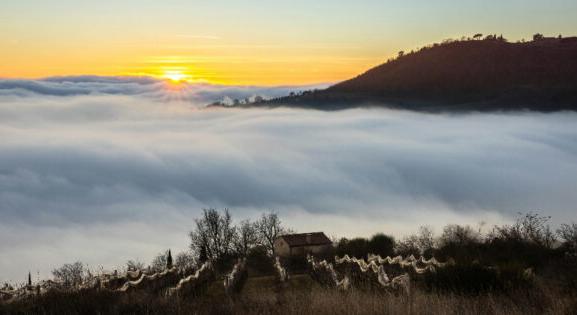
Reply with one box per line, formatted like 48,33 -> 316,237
162,70 -> 190,83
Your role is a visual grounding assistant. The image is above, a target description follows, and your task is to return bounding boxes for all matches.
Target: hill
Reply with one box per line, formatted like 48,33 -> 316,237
254,36 -> 577,111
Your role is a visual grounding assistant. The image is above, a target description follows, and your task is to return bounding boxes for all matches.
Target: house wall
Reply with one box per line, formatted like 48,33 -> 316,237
300,244 -> 332,255
275,242 -> 333,257
274,238 -> 291,257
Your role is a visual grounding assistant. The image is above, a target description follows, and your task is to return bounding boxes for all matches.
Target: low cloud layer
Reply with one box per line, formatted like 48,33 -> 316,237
0,76 -> 328,103
1,77 -> 576,282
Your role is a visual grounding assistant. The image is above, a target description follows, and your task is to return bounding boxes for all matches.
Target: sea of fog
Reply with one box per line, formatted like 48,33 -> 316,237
1,77 -> 577,282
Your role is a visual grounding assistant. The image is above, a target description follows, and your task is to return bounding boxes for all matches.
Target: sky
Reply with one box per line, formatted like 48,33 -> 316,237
2,0 -> 577,85
1,77 -> 577,281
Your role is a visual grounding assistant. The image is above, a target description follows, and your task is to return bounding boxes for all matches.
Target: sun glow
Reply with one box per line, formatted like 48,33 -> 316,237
162,70 -> 190,83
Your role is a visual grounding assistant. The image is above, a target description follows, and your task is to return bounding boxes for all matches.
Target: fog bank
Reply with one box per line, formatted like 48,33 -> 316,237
1,77 -> 576,282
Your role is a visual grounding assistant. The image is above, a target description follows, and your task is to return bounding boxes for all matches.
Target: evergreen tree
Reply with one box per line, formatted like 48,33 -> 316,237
166,249 -> 173,270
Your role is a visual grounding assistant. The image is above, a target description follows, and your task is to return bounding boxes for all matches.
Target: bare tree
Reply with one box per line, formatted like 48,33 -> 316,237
490,212 -> 556,248
126,259 -> 145,271
175,251 -> 197,271
557,223 -> 577,252
416,226 -> 435,254
52,261 -> 85,287
234,219 -> 259,257
189,208 -> 236,261
439,224 -> 481,247
256,212 -> 288,255
395,226 -> 435,256
150,251 -> 169,273
395,234 -> 420,257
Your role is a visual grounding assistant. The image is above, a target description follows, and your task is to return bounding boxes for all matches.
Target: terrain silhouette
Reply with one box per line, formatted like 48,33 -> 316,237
245,35 -> 577,111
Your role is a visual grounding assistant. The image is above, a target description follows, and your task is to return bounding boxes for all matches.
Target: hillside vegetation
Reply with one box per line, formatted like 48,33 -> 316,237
2,210 -> 577,314
259,35 -> 577,111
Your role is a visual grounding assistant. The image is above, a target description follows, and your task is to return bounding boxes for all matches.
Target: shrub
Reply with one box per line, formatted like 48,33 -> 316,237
367,234 -> 395,258
336,237 -> 369,259
246,246 -> 274,276
423,263 -> 532,294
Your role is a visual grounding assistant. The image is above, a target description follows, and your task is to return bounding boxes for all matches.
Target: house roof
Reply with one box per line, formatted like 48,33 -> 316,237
278,232 -> 332,247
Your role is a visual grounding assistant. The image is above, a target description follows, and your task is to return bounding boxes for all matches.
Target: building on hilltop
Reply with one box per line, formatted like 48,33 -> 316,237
274,232 -> 333,257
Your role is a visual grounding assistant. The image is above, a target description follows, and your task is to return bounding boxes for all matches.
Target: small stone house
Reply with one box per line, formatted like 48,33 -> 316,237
274,232 -> 333,257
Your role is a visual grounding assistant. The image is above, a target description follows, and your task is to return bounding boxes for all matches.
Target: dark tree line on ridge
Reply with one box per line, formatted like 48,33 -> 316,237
244,32 -> 577,112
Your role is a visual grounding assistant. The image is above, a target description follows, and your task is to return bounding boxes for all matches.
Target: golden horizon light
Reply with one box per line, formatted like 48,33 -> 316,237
162,69 -> 191,83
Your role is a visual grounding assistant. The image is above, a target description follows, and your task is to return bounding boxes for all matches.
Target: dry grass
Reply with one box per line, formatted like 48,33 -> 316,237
1,274 -> 575,315
205,275 -> 576,315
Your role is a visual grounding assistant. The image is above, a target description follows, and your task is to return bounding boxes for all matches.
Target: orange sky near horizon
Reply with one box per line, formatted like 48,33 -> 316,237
2,0 -> 577,85
1,35 -> 382,85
